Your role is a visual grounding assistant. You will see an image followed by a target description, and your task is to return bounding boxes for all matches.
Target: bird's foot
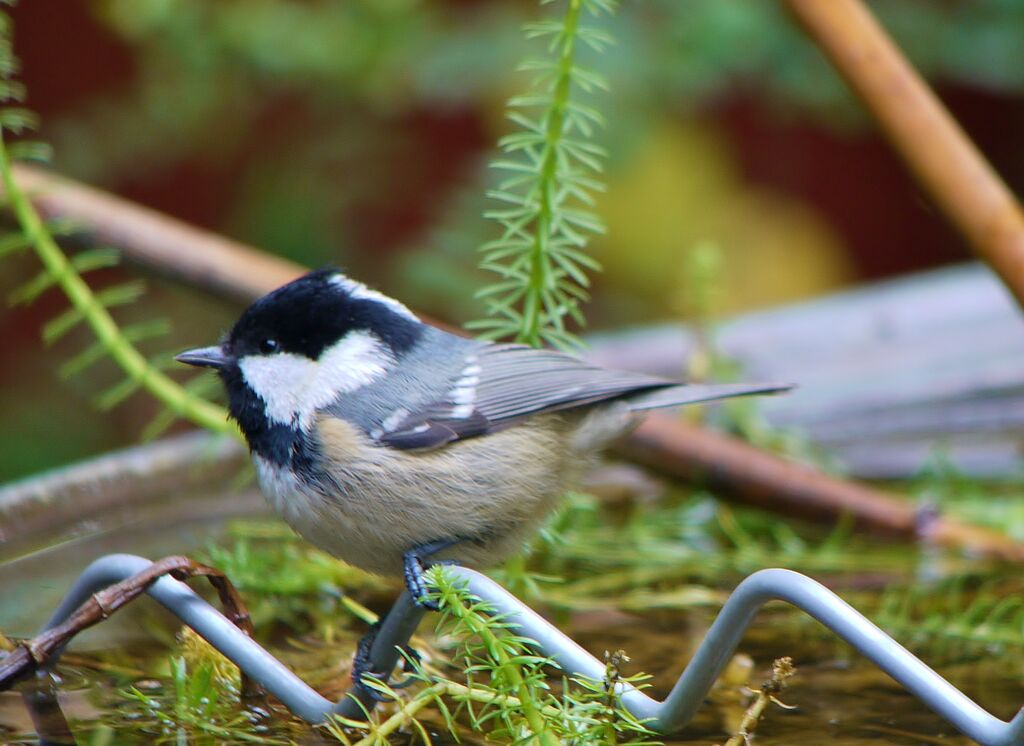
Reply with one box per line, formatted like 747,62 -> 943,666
351,621 -> 423,701
402,538 -> 465,610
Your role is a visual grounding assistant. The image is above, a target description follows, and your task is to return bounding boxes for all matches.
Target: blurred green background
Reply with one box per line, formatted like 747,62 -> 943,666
2,0 -> 1024,481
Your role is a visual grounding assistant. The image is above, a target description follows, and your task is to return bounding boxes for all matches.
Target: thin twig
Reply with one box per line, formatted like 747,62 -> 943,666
724,657 -> 796,746
0,555 -> 262,698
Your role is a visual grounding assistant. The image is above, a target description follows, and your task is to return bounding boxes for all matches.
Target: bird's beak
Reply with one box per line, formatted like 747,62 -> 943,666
176,345 -> 229,369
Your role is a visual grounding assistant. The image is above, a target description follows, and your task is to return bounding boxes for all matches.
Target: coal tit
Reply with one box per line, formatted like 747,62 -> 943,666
177,269 -> 786,604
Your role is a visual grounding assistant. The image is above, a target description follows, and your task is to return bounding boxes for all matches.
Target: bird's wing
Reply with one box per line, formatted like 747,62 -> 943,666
377,343 -> 787,451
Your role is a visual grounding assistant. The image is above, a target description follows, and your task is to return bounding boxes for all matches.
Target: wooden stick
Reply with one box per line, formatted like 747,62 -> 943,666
11,164 -> 306,305
11,162 -> 453,328
618,416 -> 1024,561
785,0 -> 1024,308
8,164 -> 1024,560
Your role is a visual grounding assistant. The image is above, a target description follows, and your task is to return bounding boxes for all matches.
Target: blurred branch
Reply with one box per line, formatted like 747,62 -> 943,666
785,0 -> 1024,309
7,164 -> 1024,561
618,416 -> 1024,562
0,432 -> 247,557
11,163 -> 306,306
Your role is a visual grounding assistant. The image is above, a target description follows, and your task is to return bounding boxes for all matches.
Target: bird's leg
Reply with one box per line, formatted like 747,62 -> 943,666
352,537 -> 474,699
351,614 -> 423,702
403,537 -> 466,610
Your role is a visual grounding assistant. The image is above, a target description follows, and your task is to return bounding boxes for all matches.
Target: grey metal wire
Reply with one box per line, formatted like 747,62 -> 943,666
35,553 -> 1024,744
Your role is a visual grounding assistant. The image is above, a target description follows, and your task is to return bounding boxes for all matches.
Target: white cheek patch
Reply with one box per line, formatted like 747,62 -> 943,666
239,330 -> 395,429
316,330 -> 396,399
329,274 -> 419,322
238,353 -> 317,427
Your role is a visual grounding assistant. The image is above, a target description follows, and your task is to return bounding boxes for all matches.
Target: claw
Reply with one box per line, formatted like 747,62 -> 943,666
403,555 -> 440,610
351,621 -> 391,701
350,620 -> 424,701
402,538 -> 468,609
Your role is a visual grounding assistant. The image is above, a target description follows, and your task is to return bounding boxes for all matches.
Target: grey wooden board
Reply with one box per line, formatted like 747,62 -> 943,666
586,262 -> 1024,478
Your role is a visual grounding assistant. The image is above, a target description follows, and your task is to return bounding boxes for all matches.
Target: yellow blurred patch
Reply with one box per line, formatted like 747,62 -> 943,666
595,121 -> 852,318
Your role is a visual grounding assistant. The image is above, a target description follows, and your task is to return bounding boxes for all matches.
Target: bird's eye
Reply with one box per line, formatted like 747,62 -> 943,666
259,338 -> 279,354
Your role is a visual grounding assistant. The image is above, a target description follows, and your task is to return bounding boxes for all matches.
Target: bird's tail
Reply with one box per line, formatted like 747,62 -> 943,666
626,382 -> 792,412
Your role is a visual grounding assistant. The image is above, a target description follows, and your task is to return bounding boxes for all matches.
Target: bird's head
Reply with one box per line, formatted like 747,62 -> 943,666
177,268 -> 422,437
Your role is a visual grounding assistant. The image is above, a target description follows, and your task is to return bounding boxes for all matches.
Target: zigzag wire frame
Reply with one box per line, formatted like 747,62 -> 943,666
26,554 -> 1024,745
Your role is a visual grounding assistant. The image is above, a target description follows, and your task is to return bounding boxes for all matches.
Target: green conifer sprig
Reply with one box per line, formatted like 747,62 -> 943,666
469,0 -> 616,350
0,3 -> 234,438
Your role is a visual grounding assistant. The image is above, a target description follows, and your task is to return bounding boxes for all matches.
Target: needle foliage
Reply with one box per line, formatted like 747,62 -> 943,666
323,566 -> 658,746
468,0 -> 615,350
0,3 -> 234,440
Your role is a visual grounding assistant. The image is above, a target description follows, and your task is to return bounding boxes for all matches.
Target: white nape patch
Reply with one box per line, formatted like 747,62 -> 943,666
239,330 -> 395,429
330,274 -> 418,322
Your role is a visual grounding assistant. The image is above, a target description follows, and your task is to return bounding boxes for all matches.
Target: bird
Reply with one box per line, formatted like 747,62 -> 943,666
176,268 -> 787,683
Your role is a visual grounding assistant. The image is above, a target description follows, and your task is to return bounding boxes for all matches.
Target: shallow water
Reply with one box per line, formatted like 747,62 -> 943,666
1,462 -> 1022,744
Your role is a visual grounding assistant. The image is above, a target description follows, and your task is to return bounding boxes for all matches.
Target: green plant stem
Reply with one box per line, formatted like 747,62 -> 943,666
483,629 -> 557,746
522,0 -> 583,347
445,588 -> 560,746
0,136 -> 238,438
339,596 -> 379,625
339,681 -> 555,746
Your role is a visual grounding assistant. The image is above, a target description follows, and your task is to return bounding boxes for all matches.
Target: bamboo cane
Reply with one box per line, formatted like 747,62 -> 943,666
785,0 -> 1024,307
